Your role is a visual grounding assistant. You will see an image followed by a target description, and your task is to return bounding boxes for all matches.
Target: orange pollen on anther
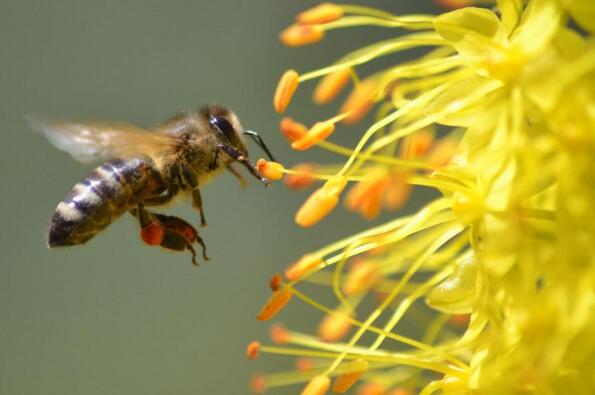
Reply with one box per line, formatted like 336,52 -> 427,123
250,375 -> 267,394
257,288 -> 293,321
313,68 -> 352,104
318,310 -> 352,342
269,323 -> 291,344
257,159 -> 285,181
296,3 -> 344,25
383,172 -> 412,210
274,69 -> 299,113
246,341 -> 261,360
280,117 -> 308,141
426,137 -> 459,168
269,274 -> 283,291
399,130 -> 434,160
434,0 -> 473,10
340,79 -> 379,124
450,314 -> 471,327
285,163 -> 317,190
291,121 -> 336,151
295,178 -> 347,227
140,221 -> 164,246
296,357 -> 316,371
280,24 -> 325,47
285,253 -> 323,281
356,382 -> 386,395
301,375 -> 331,395
344,168 -> 390,220
343,260 -> 380,295
332,359 -> 369,393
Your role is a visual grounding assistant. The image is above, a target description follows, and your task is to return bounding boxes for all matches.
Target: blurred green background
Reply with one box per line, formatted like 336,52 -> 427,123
0,1 -> 438,394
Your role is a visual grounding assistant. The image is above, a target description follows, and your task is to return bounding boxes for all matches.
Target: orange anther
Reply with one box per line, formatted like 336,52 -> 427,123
389,389 -> 413,395
356,382 -> 386,395
313,68 -> 352,104
256,159 -> 285,181
250,375 -> 267,394
269,273 -> 283,291
285,254 -> 324,281
257,288 -> 293,321
280,24 -> 325,47
296,357 -> 315,371
295,178 -> 347,227
291,121 -> 336,151
383,172 -> 411,210
332,359 -> 369,393
343,260 -> 380,295
340,79 -> 378,124
280,117 -> 308,141
269,323 -> 291,344
301,375 -> 331,395
449,314 -> 470,327
246,341 -> 261,359
434,0 -> 473,10
285,163 -> 317,190
318,309 -> 352,342
426,137 -> 459,167
344,168 -> 390,220
297,3 -> 344,25
274,69 -> 299,113
399,130 -> 434,160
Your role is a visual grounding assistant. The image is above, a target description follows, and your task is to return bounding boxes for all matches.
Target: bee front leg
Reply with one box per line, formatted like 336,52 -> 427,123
217,143 -> 270,186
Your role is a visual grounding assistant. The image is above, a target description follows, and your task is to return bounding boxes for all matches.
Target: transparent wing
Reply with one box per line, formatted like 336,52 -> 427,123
30,117 -> 179,163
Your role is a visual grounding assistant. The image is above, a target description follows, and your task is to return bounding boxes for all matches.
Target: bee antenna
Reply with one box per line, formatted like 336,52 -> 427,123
244,130 -> 276,162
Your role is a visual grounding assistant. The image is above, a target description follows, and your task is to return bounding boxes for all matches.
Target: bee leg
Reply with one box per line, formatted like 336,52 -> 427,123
179,167 -> 207,227
218,143 -> 270,186
226,164 -> 248,188
143,184 -> 179,206
152,213 -> 209,266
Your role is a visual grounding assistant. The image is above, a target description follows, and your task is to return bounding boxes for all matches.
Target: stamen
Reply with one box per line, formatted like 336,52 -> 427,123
246,341 -> 261,359
318,309 -> 352,342
270,323 -> 291,344
280,25 -> 325,47
284,163 -> 317,190
340,79 -> 380,124
297,3 -> 344,25
331,359 -> 369,393
292,121 -> 336,151
280,117 -> 308,141
313,68 -> 352,104
295,178 -> 347,227
250,375 -> 267,394
301,375 -> 331,395
286,254 -> 324,281
257,159 -> 285,180
274,70 -> 300,113
257,288 -> 294,321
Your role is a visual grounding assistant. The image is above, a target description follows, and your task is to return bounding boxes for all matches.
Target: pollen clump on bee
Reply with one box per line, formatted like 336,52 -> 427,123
280,24 -> 325,47
274,69 -> 299,113
257,287 -> 293,321
256,159 -> 285,181
296,3 -> 344,25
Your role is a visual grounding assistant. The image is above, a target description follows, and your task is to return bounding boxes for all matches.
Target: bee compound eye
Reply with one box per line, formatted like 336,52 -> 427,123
210,115 -> 235,140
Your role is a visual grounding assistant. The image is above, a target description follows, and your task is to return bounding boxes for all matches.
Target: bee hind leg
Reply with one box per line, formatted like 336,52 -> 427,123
131,207 -> 208,266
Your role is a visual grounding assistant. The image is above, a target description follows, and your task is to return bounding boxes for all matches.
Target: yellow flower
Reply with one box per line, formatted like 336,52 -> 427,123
252,1 -> 595,394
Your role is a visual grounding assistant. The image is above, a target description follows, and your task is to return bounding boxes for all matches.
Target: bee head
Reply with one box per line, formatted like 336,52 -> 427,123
202,104 -> 248,156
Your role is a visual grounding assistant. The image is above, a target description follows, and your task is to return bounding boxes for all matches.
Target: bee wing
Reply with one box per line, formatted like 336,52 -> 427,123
30,117 -> 180,163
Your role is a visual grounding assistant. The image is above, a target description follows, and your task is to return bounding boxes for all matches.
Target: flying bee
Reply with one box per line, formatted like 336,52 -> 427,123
32,105 -> 275,265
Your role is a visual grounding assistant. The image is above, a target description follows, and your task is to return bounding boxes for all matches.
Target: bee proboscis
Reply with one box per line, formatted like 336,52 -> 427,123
32,105 -> 274,265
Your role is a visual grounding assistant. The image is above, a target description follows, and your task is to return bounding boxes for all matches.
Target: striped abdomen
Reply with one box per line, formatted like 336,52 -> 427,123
48,157 -> 166,247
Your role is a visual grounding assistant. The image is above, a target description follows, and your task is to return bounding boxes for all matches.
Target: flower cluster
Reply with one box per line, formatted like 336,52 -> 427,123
251,1 -> 595,394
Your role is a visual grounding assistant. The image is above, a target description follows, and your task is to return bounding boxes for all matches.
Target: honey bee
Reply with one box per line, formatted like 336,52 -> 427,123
32,105 -> 274,265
